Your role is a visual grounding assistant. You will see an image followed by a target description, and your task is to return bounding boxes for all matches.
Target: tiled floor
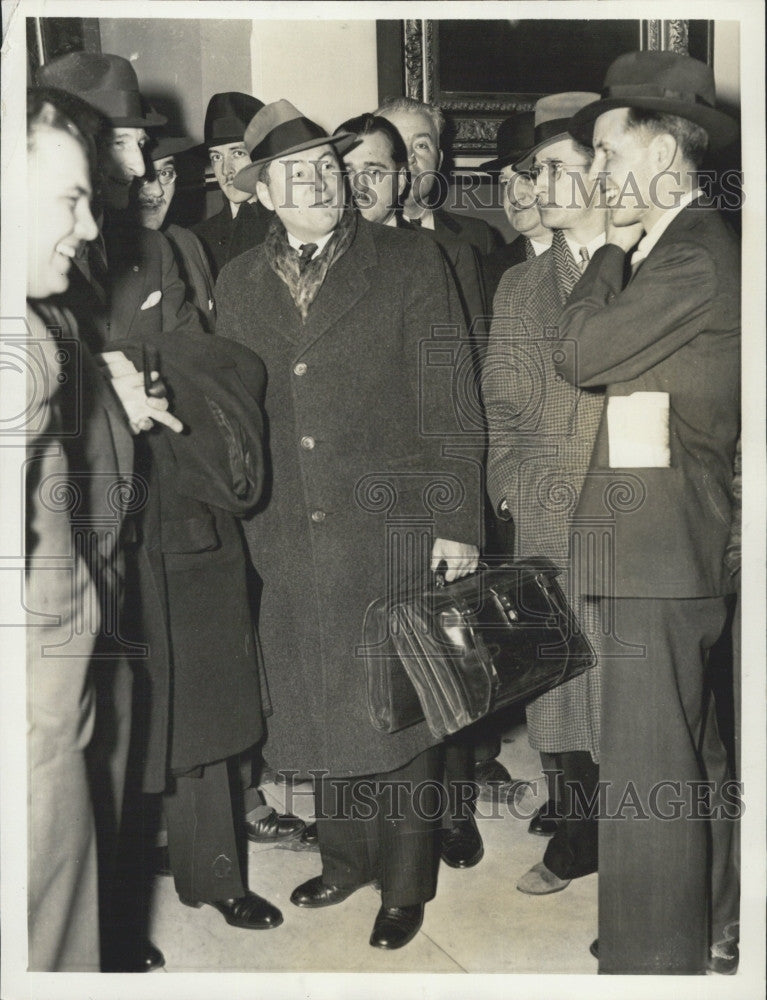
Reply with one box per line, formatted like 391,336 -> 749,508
147,712 -> 599,974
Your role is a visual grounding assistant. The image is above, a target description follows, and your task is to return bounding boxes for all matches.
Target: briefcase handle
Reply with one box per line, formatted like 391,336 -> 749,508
433,557 -> 561,590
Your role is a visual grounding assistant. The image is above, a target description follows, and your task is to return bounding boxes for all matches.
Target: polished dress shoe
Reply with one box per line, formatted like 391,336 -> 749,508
290,874 -> 365,908
300,820 -> 319,846
246,809 -> 305,842
517,861 -> 571,895
528,800 -> 563,837
181,890 -> 283,929
370,903 -> 424,949
440,811 -> 484,869
589,939 -> 599,960
103,939 -> 165,972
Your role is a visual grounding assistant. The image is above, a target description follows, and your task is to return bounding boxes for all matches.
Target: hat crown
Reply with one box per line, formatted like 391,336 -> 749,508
36,51 -> 165,128
604,51 -> 716,106
204,91 -> 264,146
244,99 -> 319,156
534,92 -> 601,127
495,112 -> 535,159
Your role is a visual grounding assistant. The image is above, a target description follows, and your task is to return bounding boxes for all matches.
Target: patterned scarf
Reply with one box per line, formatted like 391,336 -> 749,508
551,228 -> 585,304
264,208 -> 357,322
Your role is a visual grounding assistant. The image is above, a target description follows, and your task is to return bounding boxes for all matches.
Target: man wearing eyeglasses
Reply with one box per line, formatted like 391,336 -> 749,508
191,92 -> 273,279
482,92 -> 607,900
137,137 -> 217,332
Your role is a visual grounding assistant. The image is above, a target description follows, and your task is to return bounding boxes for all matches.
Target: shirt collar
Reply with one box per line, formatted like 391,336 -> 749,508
529,237 -> 550,257
286,229 -> 334,258
631,188 -> 703,266
404,208 -> 435,231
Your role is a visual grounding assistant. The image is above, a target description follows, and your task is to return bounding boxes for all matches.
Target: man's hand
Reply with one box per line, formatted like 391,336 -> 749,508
430,538 -> 479,583
605,215 -> 644,253
97,350 -> 183,435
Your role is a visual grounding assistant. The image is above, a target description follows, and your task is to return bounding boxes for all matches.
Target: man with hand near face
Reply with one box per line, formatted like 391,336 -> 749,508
557,52 -> 740,974
216,99 -> 481,950
191,92 -> 272,278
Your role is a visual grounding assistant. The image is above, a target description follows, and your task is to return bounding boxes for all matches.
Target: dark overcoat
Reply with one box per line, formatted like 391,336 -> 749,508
163,222 -> 217,332
191,199 -> 272,280
482,245 -> 604,758
434,207 -> 503,256
216,217 -> 482,777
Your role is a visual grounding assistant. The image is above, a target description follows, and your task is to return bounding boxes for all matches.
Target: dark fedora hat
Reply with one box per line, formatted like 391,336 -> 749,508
513,92 -> 600,172
203,91 -> 264,148
569,51 -> 739,151
146,135 -> 198,161
479,112 -> 536,173
36,52 -> 166,128
233,99 -> 357,194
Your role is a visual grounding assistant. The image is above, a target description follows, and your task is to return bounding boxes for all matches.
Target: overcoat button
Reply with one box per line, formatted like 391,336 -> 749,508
294,362 -> 307,376
300,436 -> 315,450
311,510 -> 325,522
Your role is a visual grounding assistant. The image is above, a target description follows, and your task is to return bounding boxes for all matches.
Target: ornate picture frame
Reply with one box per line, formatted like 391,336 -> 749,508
402,19 -> 707,157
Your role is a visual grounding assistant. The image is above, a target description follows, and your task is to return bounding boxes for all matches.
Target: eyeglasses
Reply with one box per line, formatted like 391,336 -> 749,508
152,165 -> 177,185
529,161 -> 590,182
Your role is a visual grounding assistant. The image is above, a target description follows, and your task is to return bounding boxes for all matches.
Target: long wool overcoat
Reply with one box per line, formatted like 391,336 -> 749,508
216,216 -> 482,777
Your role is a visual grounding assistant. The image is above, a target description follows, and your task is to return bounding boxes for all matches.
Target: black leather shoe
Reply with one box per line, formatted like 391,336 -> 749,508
142,941 -> 166,971
290,874 -> 364,908
441,812 -> 484,869
370,904 -> 424,949
589,939 -> 599,960
103,939 -> 165,972
300,820 -> 319,846
181,890 -> 283,929
528,800 -> 563,837
246,809 -> 305,842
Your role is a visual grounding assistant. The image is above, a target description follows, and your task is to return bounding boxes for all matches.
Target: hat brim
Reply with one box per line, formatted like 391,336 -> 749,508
233,132 -> 358,194
512,130 -> 575,173
107,107 -> 167,129
569,97 -> 739,151
478,148 -> 533,174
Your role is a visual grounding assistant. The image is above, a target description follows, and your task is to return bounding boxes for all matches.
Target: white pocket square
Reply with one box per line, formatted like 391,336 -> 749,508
140,290 -> 162,310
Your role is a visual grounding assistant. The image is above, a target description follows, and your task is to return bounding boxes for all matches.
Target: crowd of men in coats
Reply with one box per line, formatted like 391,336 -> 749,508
25,43 -> 740,977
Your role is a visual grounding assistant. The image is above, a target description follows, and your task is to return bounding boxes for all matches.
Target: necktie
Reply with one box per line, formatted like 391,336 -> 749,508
407,216 -> 423,227
578,246 -> 590,272
298,242 -> 318,271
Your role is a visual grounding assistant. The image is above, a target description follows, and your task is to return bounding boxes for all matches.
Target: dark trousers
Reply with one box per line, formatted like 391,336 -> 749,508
165,757 -> 245,903
598,597 -> 738,974
542,750 -> 599,879
315,746 -> 441,908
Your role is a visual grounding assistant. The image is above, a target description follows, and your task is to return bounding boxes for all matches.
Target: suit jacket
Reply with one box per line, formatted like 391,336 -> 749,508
400,216 -> 486,336
556,202 -> 740,599
433,207 -> 503,257
163,222 -> 216,333
216,216 -> 481,777
63,212 -> 205,352
481,235 -> 529,306
191,198 -> 272,280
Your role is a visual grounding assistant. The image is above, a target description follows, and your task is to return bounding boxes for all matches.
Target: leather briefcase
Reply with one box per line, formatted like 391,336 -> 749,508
362,559 -> 596,739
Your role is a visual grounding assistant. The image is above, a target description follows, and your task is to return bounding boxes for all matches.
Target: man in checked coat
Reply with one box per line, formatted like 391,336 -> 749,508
216,99 -> 481,950
482,92 -> 607,898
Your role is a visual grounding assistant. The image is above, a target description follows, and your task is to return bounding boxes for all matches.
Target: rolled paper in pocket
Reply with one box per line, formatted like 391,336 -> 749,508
607,391 -> 670,468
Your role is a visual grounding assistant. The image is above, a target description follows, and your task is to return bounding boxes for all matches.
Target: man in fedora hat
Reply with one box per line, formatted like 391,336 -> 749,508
478,112 -> 552,305
483,90 -> 607,901
555,50 -> 740,974
191,92 -> 272,278
216,98 -> 481,950
136,135 -> 217,331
